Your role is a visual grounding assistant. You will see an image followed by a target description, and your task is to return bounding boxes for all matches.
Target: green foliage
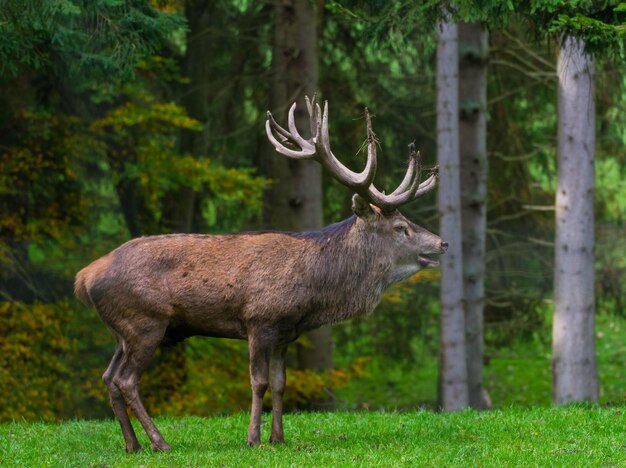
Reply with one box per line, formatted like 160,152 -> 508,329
319,9 -> 440,224
334,357 -> 439,410
1,0 -> 625,423
0,300 -> 73,421
0,0 -> 270,425
332,270 -> 441,410
0,300 -> 114,422
90,89 -> 268,231
4,240 -> 622,421
142,337 -> 362,416
583,158 -> 626,222
595,311 -> 626,401
141,345 -> 189,415
0,0 -> 185,82
485,310 -> 626,407
2,409 -> 626,466
335,270 -> 441,367
154,339 -> 251,416
342,0 -> 626,58
0,111 -> 87,246
528,0 -> 626,54
335,307 -> 626,410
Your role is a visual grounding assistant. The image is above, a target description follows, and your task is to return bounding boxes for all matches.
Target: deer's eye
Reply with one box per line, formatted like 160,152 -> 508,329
394,224 -> 408,233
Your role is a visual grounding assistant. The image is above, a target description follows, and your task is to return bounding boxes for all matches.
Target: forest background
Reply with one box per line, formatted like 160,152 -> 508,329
1,0 -> 626,422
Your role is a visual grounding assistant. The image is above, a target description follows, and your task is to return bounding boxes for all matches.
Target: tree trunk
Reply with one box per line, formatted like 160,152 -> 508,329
161,0 -> 213,234
458,21 -> 489,410
437,19 -> 468,412
143,0 -> 214,413
552,35 -> 598,404
264,0 -> 332,393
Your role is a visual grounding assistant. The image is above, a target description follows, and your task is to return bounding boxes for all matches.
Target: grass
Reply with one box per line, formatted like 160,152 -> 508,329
2,407 -> 626,467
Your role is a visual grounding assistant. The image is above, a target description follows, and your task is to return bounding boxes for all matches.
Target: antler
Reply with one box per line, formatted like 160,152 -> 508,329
266,95 -> 438,213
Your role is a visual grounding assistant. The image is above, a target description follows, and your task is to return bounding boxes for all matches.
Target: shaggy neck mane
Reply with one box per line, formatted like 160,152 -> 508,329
299,215 -> 392,327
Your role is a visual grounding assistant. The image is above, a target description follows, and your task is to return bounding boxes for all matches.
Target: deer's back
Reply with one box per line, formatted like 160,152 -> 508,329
78,232 -> 322,340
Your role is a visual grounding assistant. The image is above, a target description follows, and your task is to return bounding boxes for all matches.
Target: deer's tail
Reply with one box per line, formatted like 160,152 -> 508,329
74,267 -> 93,307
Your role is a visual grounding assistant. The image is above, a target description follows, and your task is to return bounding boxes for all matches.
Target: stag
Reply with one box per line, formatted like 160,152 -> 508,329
74,96 -> 447,452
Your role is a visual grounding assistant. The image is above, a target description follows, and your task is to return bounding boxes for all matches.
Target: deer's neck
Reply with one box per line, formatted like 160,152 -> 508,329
301,216 -> 393,328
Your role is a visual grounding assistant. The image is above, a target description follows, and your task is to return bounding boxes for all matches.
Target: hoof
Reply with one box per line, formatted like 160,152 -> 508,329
246,439 -> 261,447
269,437 -> 285,444
125,443 -> 143,453
151,441 -> 172,452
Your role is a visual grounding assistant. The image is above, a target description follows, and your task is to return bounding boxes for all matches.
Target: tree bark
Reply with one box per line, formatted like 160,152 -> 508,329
161,0 -> 213,234
458,21 -> 489,410
437,19 -> 468,412
264,0 -> 332,391
142,0 -> 213,414
552,35 -> 598,404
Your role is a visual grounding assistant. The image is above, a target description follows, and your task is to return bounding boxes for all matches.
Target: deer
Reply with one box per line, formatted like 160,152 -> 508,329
74,96 -> 447,452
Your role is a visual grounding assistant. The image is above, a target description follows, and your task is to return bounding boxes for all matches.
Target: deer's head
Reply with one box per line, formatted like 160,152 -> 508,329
266,95 -> 447,282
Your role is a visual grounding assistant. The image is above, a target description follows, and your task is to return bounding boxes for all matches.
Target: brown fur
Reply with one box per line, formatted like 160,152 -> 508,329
75,197 -> 446,451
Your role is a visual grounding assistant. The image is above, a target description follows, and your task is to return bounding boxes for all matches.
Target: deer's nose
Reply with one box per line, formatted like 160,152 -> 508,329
440,241 -> 449,252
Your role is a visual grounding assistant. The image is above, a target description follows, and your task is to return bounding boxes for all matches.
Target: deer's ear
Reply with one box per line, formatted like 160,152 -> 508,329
352,194 -> 376,219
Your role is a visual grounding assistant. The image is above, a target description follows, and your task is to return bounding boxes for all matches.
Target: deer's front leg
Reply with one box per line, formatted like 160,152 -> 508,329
247,333 -> 272,446
269,344 -> 288,444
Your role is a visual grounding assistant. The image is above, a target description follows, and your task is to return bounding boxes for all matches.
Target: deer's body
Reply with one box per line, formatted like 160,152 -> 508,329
76,96 -> 446,452
76,216 -> 402,345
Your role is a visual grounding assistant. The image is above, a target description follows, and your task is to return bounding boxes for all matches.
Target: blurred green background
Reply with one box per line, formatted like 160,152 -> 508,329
1,1 -> 625,422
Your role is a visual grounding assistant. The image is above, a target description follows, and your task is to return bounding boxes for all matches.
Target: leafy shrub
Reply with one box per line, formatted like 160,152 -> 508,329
0,300 -> 76,421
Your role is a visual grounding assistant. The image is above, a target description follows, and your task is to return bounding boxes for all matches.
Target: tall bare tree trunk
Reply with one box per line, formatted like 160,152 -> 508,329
552,35 -> 598,404
459,21 -> 488,410
264,0 -> 331,392
162,0 -> 213,233
437,19 -> 468,411
144,0 -> 214,411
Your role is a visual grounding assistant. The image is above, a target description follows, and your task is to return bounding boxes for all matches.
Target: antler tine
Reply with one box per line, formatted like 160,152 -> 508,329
362,141 -> 417,212
266,96 -> 325,160
287,102 -> 315,152
305,95 -> 318,140
315,101 -> 377,189
366,146 -> 438,212
389,143 -> 421,198
413,166 -> 439,197
267,98 -> 438,211
267,110 -> 292,141
314,102 -> 322,142
265,109 -> 316,160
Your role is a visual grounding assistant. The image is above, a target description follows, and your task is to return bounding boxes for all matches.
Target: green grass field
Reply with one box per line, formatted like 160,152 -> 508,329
2,407 -> 625,467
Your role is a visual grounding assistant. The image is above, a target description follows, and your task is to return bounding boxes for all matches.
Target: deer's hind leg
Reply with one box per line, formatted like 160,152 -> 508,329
103,338 -> 142,452
112,320 -> 171,451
